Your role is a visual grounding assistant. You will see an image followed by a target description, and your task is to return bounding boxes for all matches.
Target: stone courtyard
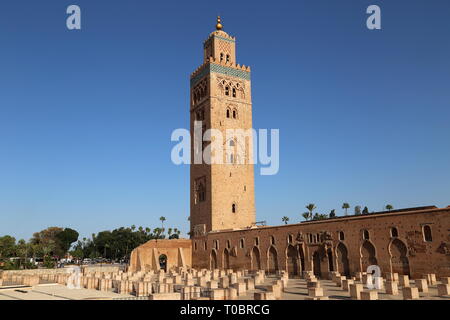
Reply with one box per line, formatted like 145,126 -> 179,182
1,266 -> 449,300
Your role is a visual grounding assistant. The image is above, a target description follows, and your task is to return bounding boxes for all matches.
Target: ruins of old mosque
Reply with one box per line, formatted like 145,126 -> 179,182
1,17 -> 449,301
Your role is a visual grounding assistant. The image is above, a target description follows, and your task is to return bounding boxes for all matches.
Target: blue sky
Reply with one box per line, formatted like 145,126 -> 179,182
1,0 -> 449,241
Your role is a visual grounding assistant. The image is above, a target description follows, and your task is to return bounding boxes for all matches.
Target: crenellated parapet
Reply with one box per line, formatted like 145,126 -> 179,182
204,30 -> 236,45
190,58 -> 251,87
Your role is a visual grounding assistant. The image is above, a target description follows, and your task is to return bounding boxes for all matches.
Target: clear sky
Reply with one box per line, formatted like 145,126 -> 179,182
1,0 -> 449,241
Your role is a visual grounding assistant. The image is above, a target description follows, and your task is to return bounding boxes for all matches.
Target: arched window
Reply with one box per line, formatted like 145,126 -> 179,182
232,203 -> 236,213
423,225 -> 432,242
196,110 -> 204,121
255,237 -> 259,246
197,183 -> 206,202
225,86 -> 230,96
229,153 -> 234,163
240,238 -> 245,249
270,236 -> 275,245
390,227 -> 398,238
232,109 -> 237,119
232,88 -> 236,98
229,140 -> 235,146
226,54 -> 230,63
204,241 -> 207,250
227,240 -> 231,249
194,242 -> 198,250
226,108 -> 230,118
220,53 -> 224,62
159,254 -> 167,271
288,234 -> 293,244
339,231 -> 345,241
363,229 -> 370,240
308,234 -> 313,243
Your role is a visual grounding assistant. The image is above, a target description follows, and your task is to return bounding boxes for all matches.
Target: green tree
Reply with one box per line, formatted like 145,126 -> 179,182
56,228 -> 79,255
329,209 -> 336,218
30,227 -> 63,258
282,216 -> 289,225
312,213 -> 328,220
40,239 -> 56,265
70,245 -> 84,262
169,228 -> 181,239
354,206 -> 362,215
302,212 -> 310,221
16,239 -> 29,268
153,228 -> 164,239
385,204 -> 394,211
303,203 -> 316,221
362,206 -> 369,214
342,203 -> 350,216
43,255 -> 55,268
159,217 -> 166,232
0,235 -> 16,259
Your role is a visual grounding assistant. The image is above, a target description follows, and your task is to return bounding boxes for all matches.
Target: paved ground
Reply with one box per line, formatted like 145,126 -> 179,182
0,277 -> 448,300
0,284 -> 133,300
238,277 -> 450,300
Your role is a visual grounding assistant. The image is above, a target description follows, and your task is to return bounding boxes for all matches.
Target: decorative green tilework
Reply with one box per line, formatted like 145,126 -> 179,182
191,64 -> 250,87
213,35 -> 235,43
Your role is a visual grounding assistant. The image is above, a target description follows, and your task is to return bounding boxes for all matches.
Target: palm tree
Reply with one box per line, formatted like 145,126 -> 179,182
342,203 -> 350,216
304,203 -> 316,221
169,228 -> 181,239
302,212 -> 310,221
282,216 -> 289,225
153,228 -> 163,239
160,216 -> 166,230
312,213 -> 328,220
16,239 -> 28,268
385,204 -> 394,211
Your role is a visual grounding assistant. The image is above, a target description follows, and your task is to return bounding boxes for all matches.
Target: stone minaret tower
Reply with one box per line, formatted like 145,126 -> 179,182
190,17 -> 256,236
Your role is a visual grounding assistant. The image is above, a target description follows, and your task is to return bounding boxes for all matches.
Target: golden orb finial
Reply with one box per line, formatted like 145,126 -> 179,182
216,16 -> 223,30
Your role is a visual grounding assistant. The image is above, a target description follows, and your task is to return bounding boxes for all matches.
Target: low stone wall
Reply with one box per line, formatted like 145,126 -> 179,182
1,268 -> 70,277
0,269 -> 72,287
81,266 -> 122,274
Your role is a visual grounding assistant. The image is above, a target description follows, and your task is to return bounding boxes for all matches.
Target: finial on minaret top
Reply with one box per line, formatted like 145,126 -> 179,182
216,16 -> 223,30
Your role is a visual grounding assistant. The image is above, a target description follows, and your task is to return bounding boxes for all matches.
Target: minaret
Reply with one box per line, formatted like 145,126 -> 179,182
190,17 -> 256,236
